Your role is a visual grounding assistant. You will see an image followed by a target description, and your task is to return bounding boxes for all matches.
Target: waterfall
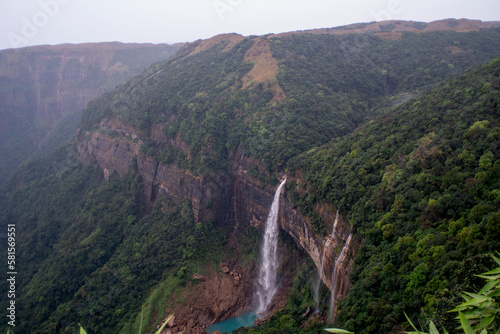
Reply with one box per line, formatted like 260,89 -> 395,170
254,179 -> 286,315
329,233 -> 352,321
313,210 -> 339,311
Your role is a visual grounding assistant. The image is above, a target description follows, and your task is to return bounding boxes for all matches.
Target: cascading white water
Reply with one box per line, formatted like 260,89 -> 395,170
332,210 -> 340,236
329,233 -> 352,321
313,247 -> 328,312
254,179 -> 286,315
313,210 -> 339,311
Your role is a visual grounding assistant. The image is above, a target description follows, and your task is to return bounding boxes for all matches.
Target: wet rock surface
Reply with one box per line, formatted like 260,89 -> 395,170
77,118 -> 359,332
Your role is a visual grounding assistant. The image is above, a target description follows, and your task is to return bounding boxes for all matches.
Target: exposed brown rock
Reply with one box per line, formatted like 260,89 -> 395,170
77,119 -> 231,221
192,274 -> 206,281
77,118 -> 360,331
163,265 -> 253,333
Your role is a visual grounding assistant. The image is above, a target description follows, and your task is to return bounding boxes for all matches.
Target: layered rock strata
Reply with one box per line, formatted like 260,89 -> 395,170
77,118 -> 359,328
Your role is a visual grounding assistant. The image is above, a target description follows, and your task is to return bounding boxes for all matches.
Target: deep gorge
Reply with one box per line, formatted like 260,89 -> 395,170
76,117 -> 358,331
1,19 -> 500,334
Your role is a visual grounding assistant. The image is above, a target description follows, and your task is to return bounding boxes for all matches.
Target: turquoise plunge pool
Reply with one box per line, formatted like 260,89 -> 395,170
205,311 -> 258,333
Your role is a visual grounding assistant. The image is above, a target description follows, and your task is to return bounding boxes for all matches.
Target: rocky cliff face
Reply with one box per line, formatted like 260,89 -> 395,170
0,42 -> 181,128
77,117 -> 359,329
160,261 -> 254,333
280,199 -> 358,299
0,42 -> 181,183
230,151 -> 358,299
77,118 -> 231,223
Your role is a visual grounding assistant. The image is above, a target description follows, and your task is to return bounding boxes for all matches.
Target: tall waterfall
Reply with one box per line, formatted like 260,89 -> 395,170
254,179 -> 286,315
329,233 -> 352,321
313,211 -> 339,311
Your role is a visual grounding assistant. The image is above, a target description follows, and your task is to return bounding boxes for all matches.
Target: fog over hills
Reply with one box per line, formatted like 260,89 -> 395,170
0,42 -> 182,183
1,19 -> 499,334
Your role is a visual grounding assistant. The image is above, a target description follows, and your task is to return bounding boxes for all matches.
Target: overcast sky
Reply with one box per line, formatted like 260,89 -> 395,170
1,0 -> 500,50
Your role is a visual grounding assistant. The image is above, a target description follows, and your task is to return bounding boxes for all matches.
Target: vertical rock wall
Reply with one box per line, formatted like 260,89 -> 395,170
77,118 -> 359,320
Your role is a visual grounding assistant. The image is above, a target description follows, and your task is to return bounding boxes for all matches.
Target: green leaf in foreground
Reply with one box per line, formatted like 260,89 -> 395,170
404,312 -> 427,334
429,321 -> 440,334
324,328 -> 355,334
491,253 -> 500,266
155,315 -> 173,334
458,312 -> 474,334
79,323 -> 88,334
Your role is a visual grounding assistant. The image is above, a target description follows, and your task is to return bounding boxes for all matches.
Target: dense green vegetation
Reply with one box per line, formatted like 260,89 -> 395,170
230,55 -> 500,334
80,38 -> 257,175
399,252 -> 500,334
80,28 -> 500,173
0,145 -> 227,333
263,28 -> 500,167
286,57 -> 500,333
1,27 -> 500,334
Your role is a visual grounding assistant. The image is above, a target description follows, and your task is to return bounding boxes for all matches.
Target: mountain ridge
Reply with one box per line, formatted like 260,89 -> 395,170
0,41 -> 182,183
1,19 -> 500,333
0,41 -> 185,53
272,18 -> 500,37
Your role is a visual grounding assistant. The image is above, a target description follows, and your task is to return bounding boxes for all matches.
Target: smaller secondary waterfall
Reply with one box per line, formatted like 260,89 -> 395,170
329,233 -> 352,321
313,210 -> 339,311
254,179 -> 286,315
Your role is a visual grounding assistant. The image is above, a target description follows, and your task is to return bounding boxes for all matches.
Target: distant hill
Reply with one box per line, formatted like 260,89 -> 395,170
0,42 -> 182,183
1,19 -> 500,334
273,18 -> 500,37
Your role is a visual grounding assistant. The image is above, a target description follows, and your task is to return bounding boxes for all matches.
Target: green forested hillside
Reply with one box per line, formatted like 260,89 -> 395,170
0,145 -> 226,333
1,25 -> 500,334
286,57 -> 500,333
80,28 -> 500,171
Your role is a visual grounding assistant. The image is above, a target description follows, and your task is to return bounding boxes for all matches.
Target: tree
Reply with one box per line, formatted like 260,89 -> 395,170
405,253 -> 500,334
